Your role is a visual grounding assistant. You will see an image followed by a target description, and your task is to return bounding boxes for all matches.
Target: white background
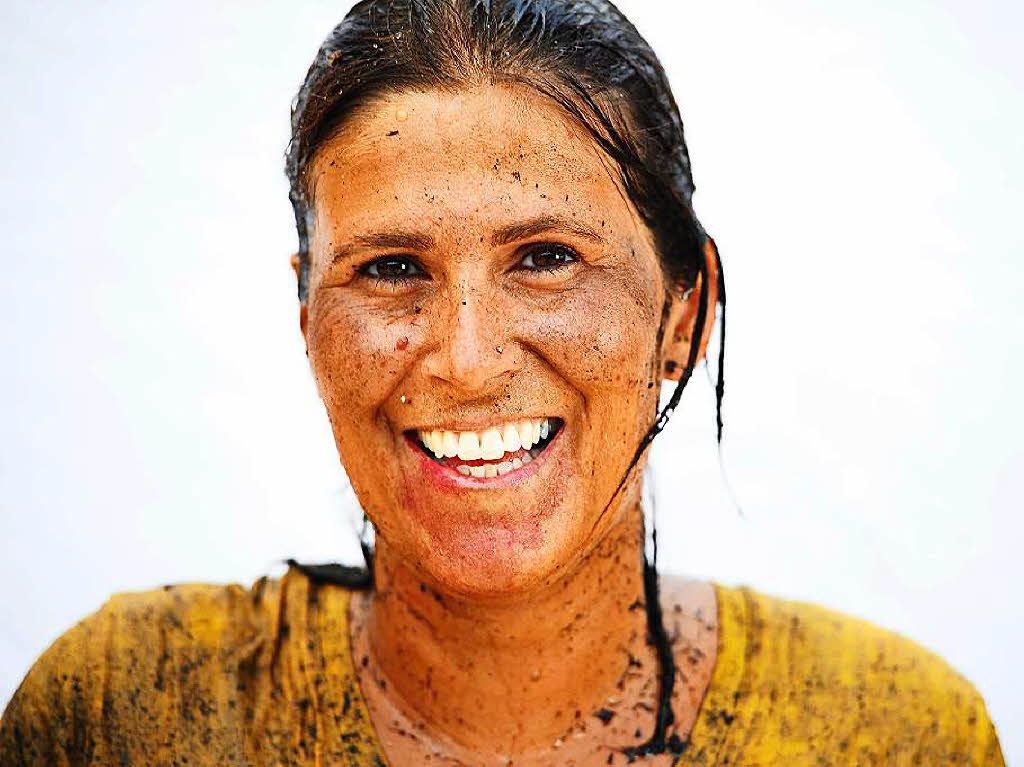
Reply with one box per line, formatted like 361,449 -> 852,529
1,0 -> 1020,760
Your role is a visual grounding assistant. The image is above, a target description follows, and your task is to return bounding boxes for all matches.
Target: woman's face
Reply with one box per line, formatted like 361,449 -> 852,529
303,84 -> 690,598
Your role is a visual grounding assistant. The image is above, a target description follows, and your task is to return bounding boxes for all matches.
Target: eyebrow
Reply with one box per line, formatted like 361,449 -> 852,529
327,214 -> 605,266
490,214 -> 605,247
330,230 -> 436,265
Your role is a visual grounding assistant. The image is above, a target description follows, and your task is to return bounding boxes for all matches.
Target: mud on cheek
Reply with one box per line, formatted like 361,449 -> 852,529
530,274 -> 661,389
308,302 -> 414,411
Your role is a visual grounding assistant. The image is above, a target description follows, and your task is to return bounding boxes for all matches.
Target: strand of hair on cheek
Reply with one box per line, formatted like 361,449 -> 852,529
604,250 -> 710,541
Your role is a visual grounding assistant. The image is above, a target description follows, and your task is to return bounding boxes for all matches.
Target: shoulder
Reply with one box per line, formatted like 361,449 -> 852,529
717,584 -> 985,703
8,576 -> 281,695
0,571 -> 356,766
700,584 -> 1005,764
0,579 -> 274,765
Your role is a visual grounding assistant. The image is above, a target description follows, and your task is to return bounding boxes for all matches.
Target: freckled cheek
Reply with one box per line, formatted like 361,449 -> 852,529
525,283 -> 662,473
529,287 -> 659,390
306,300 -> 420,415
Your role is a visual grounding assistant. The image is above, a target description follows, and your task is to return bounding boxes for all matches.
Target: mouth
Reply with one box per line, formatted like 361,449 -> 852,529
404,417 -> 565,479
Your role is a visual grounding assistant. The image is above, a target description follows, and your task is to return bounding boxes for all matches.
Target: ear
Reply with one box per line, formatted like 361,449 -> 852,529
661,237 -> 720,382
290,253 -> 309,342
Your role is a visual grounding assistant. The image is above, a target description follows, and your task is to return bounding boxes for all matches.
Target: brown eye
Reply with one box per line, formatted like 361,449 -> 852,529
519,244 -> 579,272
359,255 -> 427,283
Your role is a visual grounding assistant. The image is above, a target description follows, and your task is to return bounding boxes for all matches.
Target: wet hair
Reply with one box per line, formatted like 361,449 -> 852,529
285,0 -> 726,759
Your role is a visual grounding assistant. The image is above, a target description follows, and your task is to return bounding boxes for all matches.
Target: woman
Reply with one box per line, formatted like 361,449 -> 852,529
0,0 -> 1005,764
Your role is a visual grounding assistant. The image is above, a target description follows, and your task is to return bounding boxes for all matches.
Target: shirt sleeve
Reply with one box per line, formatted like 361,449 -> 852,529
0,582 -> 266,767
700,586 -> 1009,765
964,690 -> 1007,766
0,606 -> 110,767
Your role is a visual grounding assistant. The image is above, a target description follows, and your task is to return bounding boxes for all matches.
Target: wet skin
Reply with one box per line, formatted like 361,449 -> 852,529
297,83 -> 720,764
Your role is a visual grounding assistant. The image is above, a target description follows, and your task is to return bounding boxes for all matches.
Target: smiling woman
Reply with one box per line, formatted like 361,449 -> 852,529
0,1 -> 1007,766
299,81 -> 710,605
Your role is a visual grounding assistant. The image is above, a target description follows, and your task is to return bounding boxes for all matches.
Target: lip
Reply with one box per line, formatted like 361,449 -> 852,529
403,421 -> 566,491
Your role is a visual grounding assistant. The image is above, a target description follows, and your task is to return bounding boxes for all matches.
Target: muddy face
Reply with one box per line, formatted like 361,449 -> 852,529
301,83 -> 686,599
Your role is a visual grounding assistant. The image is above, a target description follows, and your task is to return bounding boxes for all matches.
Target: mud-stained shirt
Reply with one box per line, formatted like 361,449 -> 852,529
0,566 -> 1006,765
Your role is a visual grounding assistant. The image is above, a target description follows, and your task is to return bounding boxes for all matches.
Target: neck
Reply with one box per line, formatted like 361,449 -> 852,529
357,497 -> 654,757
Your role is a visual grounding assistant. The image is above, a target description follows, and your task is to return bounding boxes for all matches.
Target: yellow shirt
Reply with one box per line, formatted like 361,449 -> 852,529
0,566 -> 1005,765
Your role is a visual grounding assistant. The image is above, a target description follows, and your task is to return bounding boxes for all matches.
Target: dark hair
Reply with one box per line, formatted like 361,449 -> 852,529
285,0 -> 726,759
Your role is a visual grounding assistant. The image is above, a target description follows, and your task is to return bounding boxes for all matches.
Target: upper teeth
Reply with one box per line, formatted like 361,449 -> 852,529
418,418 -> 555,461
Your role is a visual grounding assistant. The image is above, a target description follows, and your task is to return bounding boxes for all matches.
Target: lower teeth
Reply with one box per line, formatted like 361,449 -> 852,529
454,449 -> 542,478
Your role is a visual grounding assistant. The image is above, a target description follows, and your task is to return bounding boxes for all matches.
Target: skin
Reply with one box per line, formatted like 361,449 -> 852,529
295,82 -> 720,765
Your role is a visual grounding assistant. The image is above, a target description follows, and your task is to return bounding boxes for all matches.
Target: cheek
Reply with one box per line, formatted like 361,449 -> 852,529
529,272 -> 665,508
530,271 -> 663,407
305,294 -> 421,428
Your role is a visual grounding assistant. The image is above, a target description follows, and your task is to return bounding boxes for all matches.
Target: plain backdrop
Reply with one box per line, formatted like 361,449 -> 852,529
1,0 -> 1021,760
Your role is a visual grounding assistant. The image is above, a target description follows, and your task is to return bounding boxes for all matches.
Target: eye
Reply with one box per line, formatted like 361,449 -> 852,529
358,255 -> 427,284
518,244 -> 579,272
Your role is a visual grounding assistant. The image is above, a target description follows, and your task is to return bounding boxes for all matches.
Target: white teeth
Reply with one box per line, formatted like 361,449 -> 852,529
457,432 -> 481,461
455,460 -> 527,478
429,430 -> 444,459
442,431 -> 459,458
418,418 -> 559,470
456,462 -> 520,478
480,429 -> 504,460
519,420 -> 535,449
502,423 -> 522,453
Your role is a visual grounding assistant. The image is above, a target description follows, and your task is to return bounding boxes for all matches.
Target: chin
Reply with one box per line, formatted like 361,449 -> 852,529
405,510 -> 587,601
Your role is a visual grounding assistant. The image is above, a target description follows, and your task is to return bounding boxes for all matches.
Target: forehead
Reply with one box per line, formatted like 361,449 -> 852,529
306,83 -> 647,252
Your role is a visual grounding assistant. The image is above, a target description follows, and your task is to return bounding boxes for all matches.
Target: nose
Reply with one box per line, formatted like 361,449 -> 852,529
421,283 -> 518,393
